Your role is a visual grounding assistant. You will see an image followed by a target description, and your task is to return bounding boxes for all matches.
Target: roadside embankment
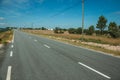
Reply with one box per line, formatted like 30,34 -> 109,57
0,30 -> 13,67
22,30 -> 120,56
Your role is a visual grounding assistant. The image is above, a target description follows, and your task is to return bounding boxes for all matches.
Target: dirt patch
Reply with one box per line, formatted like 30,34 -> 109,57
81,42 -> 120,51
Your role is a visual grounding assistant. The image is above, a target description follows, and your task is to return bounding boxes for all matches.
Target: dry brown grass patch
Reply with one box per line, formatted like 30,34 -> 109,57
0,30 -> 13,44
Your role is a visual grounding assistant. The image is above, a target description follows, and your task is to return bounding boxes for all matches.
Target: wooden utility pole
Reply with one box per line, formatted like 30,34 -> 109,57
81,0 -> 84,41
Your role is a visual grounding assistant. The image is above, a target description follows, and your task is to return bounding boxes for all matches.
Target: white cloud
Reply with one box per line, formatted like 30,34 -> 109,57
0,17 -> 5,20
57,0 -> 74,3
61,13 -> 65,16
0,8 -> 21,17
0,0 -> 45,18
14,0 -> 29,4
1,0 -> 44,5
1,0 -> 45,10
1,0 -> 12,5
35,0 -> 45,4
114,11 -> 120,14
8,10 -> 21,16
1,0 -> 30,10
1,0 -> 29,5
0,23 -> 6,25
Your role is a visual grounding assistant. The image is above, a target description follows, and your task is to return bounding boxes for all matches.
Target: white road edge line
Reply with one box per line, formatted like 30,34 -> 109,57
78,62 -> 111,79
10,51 -> 13,57
44,44 -> 50,48
6,66 -> 12,80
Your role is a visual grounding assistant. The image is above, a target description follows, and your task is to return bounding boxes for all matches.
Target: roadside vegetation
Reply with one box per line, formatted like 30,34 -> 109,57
21,15 -> 120,56
0,27 -> 13,45
0,27 -> 13,67
22,29 -> 120,56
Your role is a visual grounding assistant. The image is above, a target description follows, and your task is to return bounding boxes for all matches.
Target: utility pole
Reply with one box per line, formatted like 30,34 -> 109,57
81,0 -> 84,41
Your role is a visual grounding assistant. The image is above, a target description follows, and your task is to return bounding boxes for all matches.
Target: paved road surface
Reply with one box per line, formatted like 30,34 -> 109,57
0,30 -> 120,80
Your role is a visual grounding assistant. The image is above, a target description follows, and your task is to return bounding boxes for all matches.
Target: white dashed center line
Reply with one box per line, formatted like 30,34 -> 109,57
11,40 -> 14,43
10,51 -> 13,57
6,66 -> 12,80
78,62 -> 111,79
44,44 -> 50,48
11,45 -> 14,48
34,39 -> 37,42
12,34 -> 14,43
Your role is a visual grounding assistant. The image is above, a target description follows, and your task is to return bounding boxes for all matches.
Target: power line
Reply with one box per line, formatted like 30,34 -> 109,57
40,0 -> 85,28
50,0 -> 81,18
40,1 -> 82,26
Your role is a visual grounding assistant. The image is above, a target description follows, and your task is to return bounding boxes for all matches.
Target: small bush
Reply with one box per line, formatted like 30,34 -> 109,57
109,31 -> 120,38
54,27 -> 64,34
68,28 -> 76,34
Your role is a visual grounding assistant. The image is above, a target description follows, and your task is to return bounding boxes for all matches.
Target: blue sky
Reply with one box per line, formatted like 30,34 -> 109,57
0,0 -> 120,29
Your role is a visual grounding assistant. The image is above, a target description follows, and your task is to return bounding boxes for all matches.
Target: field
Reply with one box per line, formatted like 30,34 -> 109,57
0,30 -> 13,45
22,29 -> 120,56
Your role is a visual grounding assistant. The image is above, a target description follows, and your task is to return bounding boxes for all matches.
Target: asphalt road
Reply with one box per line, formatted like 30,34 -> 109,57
0,30 -> 120,80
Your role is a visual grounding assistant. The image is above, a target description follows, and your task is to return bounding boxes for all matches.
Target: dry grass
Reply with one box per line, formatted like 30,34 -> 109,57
22,29 -> 120,56
22,30 -> 120,45
0,30 -> 13,44
81,35 -> 120,46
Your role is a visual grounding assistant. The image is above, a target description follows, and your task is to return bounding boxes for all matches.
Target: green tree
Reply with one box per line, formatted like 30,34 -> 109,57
84,29 -> 89,35
96,15 -> 107,35
88,25 -> 95,35
54,27 -> 64,34
68,28 -> 76,34
41,27 -> 47,30
108,22 -> 117,32
118,25 -> 120,30
108,22 -> 120,38
76,27 -> 82,34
